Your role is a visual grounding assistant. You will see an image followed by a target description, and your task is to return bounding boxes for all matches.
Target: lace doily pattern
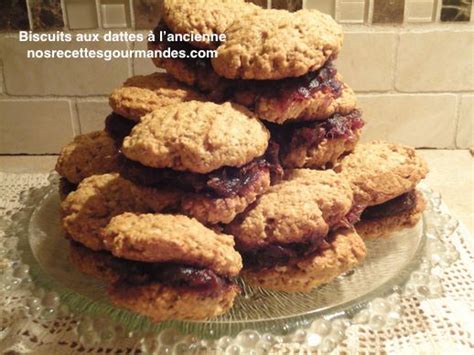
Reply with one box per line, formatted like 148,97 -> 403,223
0,172 -> 473,354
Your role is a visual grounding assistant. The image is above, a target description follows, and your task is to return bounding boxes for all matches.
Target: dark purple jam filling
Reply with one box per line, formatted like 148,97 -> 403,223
72,242 -> 231,293
59,178 -> 77,196
362,190 -> 418,220
269,109 -> 364,152
120,156 -> 271,198
240,232 -> 329,271
105,113 -> 137,144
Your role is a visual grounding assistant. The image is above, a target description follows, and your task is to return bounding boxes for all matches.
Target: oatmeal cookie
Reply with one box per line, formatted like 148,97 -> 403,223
122,101 -> 270,173
55,131 -> 120,184
335,141 -> 428,206
109,72 -> 204,121
213,9 -> 343,80
242,228 -> 366,292
227,169 -> 353,250
61,173 -> 181,251
161,0 -> 260,49
102,212 -> 242,276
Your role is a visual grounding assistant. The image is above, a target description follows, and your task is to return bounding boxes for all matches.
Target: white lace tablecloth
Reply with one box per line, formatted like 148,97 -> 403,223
0,172 -> 473,354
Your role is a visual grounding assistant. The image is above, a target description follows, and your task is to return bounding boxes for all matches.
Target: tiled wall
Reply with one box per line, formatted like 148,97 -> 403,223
0,0 -> 473,153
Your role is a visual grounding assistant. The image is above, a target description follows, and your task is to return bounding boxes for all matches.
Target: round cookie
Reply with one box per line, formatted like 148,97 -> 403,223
55,131 -> 120,184
109,281 -> 239,322
69,241 -> 240,322
212,9 -> 343,80
356,191 -> 426,239
233,75 -> 357,124
102,212 -> 242,276
161,0 -> 260,49
335,141 -> 429,207
242,228 -> 366,292
280,124 -> 361,169
227,169 -> 353,250
180,167 -> 271,224
122,101 -> 270,173
61,173 -> 182,251
109,72 -> 204,121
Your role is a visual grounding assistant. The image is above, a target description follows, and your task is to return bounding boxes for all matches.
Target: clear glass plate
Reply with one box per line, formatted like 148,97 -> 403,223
21,184 -> 426,338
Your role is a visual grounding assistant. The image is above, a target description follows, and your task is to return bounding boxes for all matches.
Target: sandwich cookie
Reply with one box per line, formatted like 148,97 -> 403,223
227,169 -> 363,291
55,130 -> 120,185
109,72 -> 204,122
101,212 -> 242,321
121,101 -> 275,224
336,141 -> 428,238
61,173 -> 182,251
270,109 -> 364,169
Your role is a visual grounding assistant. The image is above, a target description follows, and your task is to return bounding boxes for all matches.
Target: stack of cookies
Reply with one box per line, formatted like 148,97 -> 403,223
55,0 -> 428,322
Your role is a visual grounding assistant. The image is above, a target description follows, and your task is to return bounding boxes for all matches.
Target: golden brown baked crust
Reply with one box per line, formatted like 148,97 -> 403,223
55,131 -> 120,184
109,73 -> 204,121
61,173 -> 181,251
281,128 -> 361,169
122,101 -> 270,173
212,9 -> 343,80
242,228 -> 366,292
180,169 -> 271,225
335,141 -> 429,206
102,212 -> 242,276
356,191 -> 426,239
234,76 -> 357,124
227,169 -> 353,249
161,0 -> 260,49
109,281 -> 239,322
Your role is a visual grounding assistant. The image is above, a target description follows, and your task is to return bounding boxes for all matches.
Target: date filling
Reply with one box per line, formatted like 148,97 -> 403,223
120,143 -> 282,198
343,190 -> 419,225
105,113 -> 137,144
269,109 -> 364,152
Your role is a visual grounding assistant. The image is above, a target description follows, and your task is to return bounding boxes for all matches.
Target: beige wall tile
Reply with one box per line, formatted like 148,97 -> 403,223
358,94 -> 457,148
335,32 -> 397,91
456,95 -> 474,148
76,99 -> 110,133
305,0 -> 335,16
0,100 -> 74,154
133,36 -> 162,76
396,30 -> 474,92
0,37 -> 129,96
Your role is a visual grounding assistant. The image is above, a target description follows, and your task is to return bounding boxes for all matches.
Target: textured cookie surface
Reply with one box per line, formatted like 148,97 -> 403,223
213,9 -> 343,80
109,73 -> 204,121
55,131 -> 120,184
356,191 -> 426,239
181,169 -> 271,225
242,228 -> 366,292
227,169 -> 353,249
161,0 -> 259,49
122,101 -> 270,173
103,212 -> 242,276
110,281 -> 239,322
281,129 -> 361,169
61,174 -> 181,251
336,141 -> 428,206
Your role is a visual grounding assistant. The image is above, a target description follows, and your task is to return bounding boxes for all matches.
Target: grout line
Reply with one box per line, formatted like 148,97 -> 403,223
452,94 -> 462,148
70,98 -> 82,135
25,0 -> 34,30
60,0 -> 68,30
129,0 -> 136,29
392,31 -> 401,92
